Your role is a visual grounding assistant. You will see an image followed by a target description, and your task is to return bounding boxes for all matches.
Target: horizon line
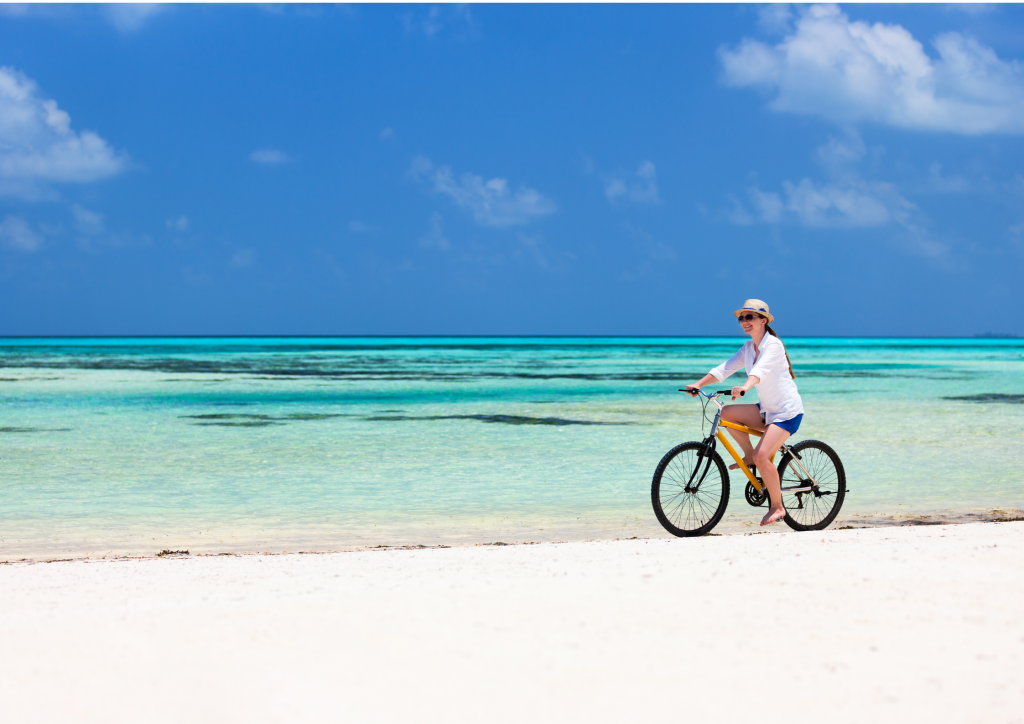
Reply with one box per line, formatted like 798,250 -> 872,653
0,334 -> 1019,341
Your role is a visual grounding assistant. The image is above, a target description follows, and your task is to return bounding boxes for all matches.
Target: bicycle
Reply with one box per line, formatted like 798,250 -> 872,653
651,389 -> 847,536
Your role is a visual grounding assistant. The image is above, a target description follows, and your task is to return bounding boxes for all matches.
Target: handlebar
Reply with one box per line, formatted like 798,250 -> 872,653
678,388 -> 744,398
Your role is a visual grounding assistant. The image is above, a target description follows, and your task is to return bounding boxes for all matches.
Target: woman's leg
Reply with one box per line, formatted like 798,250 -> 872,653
721,404 -> 766,470
753,424 -> 792,526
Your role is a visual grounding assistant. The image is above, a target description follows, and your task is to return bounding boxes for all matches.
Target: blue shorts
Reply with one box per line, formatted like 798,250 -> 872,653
757,403 -> 803,435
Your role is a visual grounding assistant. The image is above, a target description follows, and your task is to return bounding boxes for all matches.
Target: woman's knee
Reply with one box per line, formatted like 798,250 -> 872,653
753,448 -> 772,467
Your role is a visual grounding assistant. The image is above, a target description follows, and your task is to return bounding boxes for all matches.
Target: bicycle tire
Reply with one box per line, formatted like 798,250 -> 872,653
777,440 -> 846,532
652,442 -> 730,537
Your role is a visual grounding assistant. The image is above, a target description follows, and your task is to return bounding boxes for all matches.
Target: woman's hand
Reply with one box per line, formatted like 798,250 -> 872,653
685,384 -> 701,397
730,376 -> 758,401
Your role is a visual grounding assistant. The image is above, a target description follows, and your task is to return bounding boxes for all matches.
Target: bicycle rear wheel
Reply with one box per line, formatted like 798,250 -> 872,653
652,442 -> 730,537
777,440 -> 846,531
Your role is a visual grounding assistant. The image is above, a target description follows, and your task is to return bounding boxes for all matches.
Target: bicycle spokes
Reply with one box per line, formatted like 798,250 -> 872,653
652,442 -> 730,537
779,440 -> 846,531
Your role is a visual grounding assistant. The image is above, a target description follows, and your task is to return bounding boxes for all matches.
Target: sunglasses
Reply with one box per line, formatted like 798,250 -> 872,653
737,314 -> 764,323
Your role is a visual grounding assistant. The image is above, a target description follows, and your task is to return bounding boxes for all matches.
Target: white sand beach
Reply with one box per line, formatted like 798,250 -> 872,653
2,522 -> 1023,724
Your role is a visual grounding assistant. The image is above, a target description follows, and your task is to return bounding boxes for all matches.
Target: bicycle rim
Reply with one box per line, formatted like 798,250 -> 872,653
652,442 -> 729,537
778,440 -> 846,531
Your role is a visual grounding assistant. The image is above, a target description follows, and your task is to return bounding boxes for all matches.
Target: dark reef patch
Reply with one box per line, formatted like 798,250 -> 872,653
0,354 -> 712,382
181,412 -> 352,427
364,413 -> 633,426
0,427 -> 71,433
0,377 -> 63,382
942,393 -> 1024,404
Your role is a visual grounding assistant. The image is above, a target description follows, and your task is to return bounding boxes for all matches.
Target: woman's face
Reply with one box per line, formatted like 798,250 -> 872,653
738,312 -> 767,336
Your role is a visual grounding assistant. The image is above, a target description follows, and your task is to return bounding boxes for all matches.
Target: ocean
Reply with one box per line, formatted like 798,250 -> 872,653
1,336 -> 1022,559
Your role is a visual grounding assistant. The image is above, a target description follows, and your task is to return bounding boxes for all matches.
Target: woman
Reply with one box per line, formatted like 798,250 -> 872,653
685,299 -> 803,527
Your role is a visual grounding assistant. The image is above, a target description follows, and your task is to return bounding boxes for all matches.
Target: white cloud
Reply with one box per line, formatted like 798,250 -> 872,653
102,4 -> 165,34
259,4 -> 335,18
72,204 -> 105,235
0,5 -> 56,19
0,66 -> 128,183
409,157 -> 556,228
0,4 -> 165,32
785,178 -> 906,227
0,215 -> 41,251
735,176 -> 913,229
733,131 -> 916,229
249,148 -> 293,165
402,5 -> 476,38
815,132 -> 866,173
720,4 -> 1024,134
518,232 -> 548,269
927,162 -> 970,193
757,4 -> 794,35
229,248 -> 256,268
605,161 -> 660,205
419,211 -> 450,250
748,186 -> 784,223
166,216 -> 189,231
349,221 -> 379,234
945,4 -> 999,15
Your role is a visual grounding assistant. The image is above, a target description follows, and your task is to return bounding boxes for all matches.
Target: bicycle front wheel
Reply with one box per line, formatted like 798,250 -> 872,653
778,440 -> 846,531
652,442 -> 730,537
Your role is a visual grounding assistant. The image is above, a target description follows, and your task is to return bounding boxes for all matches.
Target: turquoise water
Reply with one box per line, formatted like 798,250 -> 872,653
1,337 -> 1022,558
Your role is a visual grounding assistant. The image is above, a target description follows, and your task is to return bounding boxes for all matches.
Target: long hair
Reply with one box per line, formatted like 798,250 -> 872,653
764,323 -> 796,379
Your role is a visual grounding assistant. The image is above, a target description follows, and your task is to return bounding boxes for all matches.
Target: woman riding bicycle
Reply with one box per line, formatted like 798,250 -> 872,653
685,299 -> 803,527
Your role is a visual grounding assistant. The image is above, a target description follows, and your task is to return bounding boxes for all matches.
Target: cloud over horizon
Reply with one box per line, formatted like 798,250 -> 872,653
409,156 -> 556,227
0,66 -> 128,186
720,3 -> 1024,134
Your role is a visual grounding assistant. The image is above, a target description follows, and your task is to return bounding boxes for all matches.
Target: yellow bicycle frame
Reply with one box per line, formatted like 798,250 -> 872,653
716,419 -> 772,492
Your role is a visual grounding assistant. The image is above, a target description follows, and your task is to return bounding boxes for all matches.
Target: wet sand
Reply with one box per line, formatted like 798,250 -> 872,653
4,507 -> 1022,562
2,522 -> 1022,723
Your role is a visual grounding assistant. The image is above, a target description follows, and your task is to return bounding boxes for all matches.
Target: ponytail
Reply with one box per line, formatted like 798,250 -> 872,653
764,324 -> 796,379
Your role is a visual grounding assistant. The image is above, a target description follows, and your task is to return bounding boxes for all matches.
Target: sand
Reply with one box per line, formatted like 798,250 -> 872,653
2,522 -> 1022,723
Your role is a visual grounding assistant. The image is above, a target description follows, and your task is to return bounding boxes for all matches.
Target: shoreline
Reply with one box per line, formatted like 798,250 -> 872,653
2,521 -> 1022,722
4,507 -> 1023,564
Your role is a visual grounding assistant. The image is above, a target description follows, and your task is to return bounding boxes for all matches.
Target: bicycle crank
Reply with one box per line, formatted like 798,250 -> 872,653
744,481 -> 768,507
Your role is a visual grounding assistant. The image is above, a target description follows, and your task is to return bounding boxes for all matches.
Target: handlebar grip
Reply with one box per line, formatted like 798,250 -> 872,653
716,389 -> 744,396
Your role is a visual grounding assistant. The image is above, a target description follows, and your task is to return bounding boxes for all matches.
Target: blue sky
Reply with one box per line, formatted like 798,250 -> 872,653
1,3 -> 1023,337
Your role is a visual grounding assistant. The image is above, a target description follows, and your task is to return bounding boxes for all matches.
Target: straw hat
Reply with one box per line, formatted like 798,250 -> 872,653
734,299 -> 774,323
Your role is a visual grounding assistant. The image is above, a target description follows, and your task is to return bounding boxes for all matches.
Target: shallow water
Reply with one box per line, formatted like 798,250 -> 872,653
1,337 -> 1022,558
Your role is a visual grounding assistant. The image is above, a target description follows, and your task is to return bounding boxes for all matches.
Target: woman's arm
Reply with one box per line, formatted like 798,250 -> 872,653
749,338 -> 784,381
730,375 -> 760,401
685,373 -> 720,395
703,346 -> 746,386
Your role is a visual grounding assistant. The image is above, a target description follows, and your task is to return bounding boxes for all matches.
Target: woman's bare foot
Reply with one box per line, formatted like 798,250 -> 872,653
728,457 -> 754,471
760,506 -> 786,526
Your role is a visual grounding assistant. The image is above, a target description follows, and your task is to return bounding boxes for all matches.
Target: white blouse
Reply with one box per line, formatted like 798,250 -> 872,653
708,335 -> 804,424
